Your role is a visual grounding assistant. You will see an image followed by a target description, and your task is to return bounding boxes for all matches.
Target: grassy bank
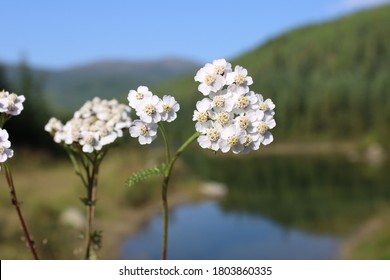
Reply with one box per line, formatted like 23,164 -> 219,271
342,206 -> 390,259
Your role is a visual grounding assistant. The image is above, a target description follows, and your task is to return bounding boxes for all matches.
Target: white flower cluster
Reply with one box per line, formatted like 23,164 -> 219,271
128,86 -> 180,145
45,97 -> 132,153
0,89 -> 26,116
0,90 -> 25,168
0,128 -> 14,165
193,59 -> 276,154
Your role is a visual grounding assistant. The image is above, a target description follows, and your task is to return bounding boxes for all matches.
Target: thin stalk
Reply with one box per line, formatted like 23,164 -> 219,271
83,149 -> 107,260
161,132 -> 200,260
158,123 -> 171,164
161,176 -> 169,260
65,147 -> 88,188
84,156 -> 100,260
3,163 -> 39,260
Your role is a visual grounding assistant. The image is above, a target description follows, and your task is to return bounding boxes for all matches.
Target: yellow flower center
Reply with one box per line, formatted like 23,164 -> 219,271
217,112 -> 230,125
214,65 -> 224,75
236,96 -> 249,109
140,125 -> 149,136
213,96 -> 225,108
205,74 -> 216,85
8,93 -> 17,102
196,112 -> 208,123
244,135 -> 253,147
144,104 -> 156,116
163,105 -> 171,112
100,127 -> 109,137
207,128 -> 220,142
136,92 -> 144,100
238,116 -> 249,129
259,102 -> 268,111
84,135 -> 94,145
257,122 -> 269,135
235,75 -> 245,85
227,136 -> 238,146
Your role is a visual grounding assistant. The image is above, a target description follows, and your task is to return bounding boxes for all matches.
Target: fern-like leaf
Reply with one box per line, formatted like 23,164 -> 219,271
127,164 -> 165,187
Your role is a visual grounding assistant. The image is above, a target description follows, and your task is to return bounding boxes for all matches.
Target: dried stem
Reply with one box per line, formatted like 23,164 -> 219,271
2,163 -> 39,260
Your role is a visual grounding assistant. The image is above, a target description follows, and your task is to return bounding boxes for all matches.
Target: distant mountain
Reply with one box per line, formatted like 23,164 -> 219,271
155,5 -> 390,145
4,58 -> 200,112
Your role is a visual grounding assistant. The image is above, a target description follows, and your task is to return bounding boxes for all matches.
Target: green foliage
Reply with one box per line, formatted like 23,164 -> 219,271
0,64 -> 9,90
4,60 -> 56,149
127,164 -> 166,187
155,5 -> 390,146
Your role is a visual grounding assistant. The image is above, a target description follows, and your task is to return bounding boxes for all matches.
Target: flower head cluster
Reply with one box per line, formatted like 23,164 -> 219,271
45,97 -> 132,153
193,59 -> 276,154
0,128 -> 14,165
0,89 -> 25,168
128,86 -> 180,145
0,89 -> 26,117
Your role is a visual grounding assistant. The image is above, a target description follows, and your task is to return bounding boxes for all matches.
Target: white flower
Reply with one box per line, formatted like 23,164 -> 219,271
241,133 -> 261,154
0,91 -> 26,116
99,126 -> 118,146
212,110 -> 233,127
252,115 -> 276,145
63,119 -> 82,145
220,125 -> 246,154
129,120 -> 158,145
234,110 -> 261,132
46,98 -> 132,150
44,117 -> 64,134
226,65 -> 253,95
79,131 -> 102,153
0,128 -> 14,164
159,95 -> 180,122
209,90 -> 234,112
135,95 -> 162,124
194,63 -> 226,96
127,86 -> 153,109
193,98 -> 212,132
211,59 -> 232,76
0,128 -> 11,145
194,59 -> 276,153
232,90 -> 258,114
257,93 -> 275,116
197,121 -> 222,151
0,90 -> 9,112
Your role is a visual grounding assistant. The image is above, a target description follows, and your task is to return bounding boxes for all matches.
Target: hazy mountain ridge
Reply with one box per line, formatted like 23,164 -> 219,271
3,57 -> 201,112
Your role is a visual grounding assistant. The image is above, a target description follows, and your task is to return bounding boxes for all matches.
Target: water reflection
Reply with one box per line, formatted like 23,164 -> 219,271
185,153 -> 390,235
121,201 -> 341,259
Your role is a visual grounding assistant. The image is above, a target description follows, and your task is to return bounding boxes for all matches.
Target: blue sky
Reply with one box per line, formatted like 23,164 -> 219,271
1,0 -> 389,69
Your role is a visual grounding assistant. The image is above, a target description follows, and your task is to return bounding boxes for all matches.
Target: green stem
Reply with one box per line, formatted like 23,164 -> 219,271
158,123 -> 171,164
65,147 -> 106,260
161,132 -> 200,260
84,154 -> 101,260
161,176 -> 169,260
2,163 -> 39,260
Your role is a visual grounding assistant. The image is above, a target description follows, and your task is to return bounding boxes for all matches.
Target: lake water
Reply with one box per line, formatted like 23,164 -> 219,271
121,201 -> 341,259
121,154 -> 390,259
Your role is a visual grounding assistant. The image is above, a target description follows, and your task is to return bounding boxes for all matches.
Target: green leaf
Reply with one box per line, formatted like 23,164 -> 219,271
127,164 -> 165,187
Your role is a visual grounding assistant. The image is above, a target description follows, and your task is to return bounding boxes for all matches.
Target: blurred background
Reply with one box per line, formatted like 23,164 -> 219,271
1,0 -> 390,259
